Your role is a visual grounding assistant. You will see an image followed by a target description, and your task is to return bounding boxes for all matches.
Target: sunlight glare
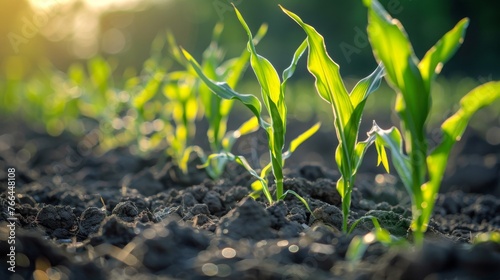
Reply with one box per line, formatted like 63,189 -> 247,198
29,0 -> 144,11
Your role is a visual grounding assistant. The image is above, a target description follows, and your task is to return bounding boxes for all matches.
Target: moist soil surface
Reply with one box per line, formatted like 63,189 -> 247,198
1,122 -> 500,280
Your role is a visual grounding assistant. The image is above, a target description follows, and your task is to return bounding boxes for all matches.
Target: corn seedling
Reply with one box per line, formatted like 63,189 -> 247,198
182,6 -> 319,206
198,121 -> 320,210
473,232 -> 500,245
282,7 -> 385,233
364,0 -> 500,245
20,63 -> 83,136
101,33 -> 188,158
162,72 -> 199,173
346,217 -> 404,267
0,62 -> 75,136
77,57 -> 114,120
67,57 -> 161,154
170,23 -> 266,179
0,58 -> 120,138
113,33 -> 171,155
128,70 -> 166,154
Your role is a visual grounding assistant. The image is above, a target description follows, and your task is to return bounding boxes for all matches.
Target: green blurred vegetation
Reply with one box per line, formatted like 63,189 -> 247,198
0,0 -> 499,152
1,0 -> 500,79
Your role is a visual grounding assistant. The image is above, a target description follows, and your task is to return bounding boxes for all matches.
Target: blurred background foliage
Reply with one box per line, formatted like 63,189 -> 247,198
0,0 -> 499,163
1,0 -> 500,78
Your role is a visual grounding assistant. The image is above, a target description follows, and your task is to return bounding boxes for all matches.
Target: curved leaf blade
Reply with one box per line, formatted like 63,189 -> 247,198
368,123 -> 412,192
282,6 -> 356,182
182,49 -> 263,121
234,6 -> 283,114
364,0 -> 428,141
289,122 -> 321,154
419,18 -> 469,92
421,81 -> 500,229
281,6 -> 353,124
350,63 -> 385,108
279,190 -> 313,214
282,38 -> 308,88
222,116 -> 259,151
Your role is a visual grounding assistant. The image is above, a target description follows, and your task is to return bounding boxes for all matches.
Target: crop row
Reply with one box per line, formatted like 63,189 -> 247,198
1,0 -> 499,247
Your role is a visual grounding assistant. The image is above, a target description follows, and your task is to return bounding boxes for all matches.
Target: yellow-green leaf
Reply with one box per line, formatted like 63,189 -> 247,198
419,18 -> 469,92
289,122 -> 321,154
421,81 -> 500,230
182,48 -> 263,121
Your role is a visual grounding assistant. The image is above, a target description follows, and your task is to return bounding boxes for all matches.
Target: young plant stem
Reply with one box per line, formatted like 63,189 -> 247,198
273,148 -> 284,199
281,7 -> 385,234
341,176 -> 354,233
276,179 -> 284,200
412,229 -> 424,247
409,141 -> 426,245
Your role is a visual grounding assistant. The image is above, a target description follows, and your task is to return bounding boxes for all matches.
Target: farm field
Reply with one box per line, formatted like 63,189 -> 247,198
1,1 -> 500,279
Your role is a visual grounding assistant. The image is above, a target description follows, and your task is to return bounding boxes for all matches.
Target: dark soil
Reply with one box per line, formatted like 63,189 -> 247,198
1,122 -> 500,280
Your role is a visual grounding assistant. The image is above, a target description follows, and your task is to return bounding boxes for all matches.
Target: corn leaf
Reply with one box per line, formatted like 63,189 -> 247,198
364,0 -> 428,144
352,133 -> 378,174
282,39 -> 308,89
199,152 -> 272,204
198,38 -> 227,150
235,7 -> 286,163
282,7 -> 355,147
166,31 -> 184,65
369,123 -> 412,192
347,217 -> 398,265
346,236 -> 366,264
222,116 -> 259,151
179,146 -> 204,175
421,81 -> 500,226
374,135 -> 390,172
336,176 -> 346,201
284,6 -> 385,233
182,49 -> 263,123
235,6 -> 301,199
235,7 -> 283,116
347,64 -> 385,172
133,71 -> 164,109
233,154 -> 274,204
350,63 -> 384,108
225,23 -> 268,89
419,18 -> 469,92
288,122 -> 321,154
279,190 -> 313,214
283,7 -> 357,203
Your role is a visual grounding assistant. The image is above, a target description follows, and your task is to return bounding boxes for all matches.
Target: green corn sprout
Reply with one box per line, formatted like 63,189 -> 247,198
346,217 -> 403,267
74,57 -> 116,127
0,58 -> 114,138
169,23 -> 266,179
364,0 -> 500,245
473,232 -> 500,245
199,120 -> 319,209
112,32 -> 194,161
246,121 -> 320,203
122,64 -> 165,154
68,57 -> 141,151
162,72 -> 199,173
182,6 -> 319,205
107,54 -> 167,155
282,7 -> 385,233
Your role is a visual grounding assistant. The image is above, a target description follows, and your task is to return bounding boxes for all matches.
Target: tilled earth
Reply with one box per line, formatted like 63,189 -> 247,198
1,123 -> 500,280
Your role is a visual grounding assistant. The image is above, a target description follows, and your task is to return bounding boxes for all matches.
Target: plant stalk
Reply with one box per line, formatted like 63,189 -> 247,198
276,179 -> 283,200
